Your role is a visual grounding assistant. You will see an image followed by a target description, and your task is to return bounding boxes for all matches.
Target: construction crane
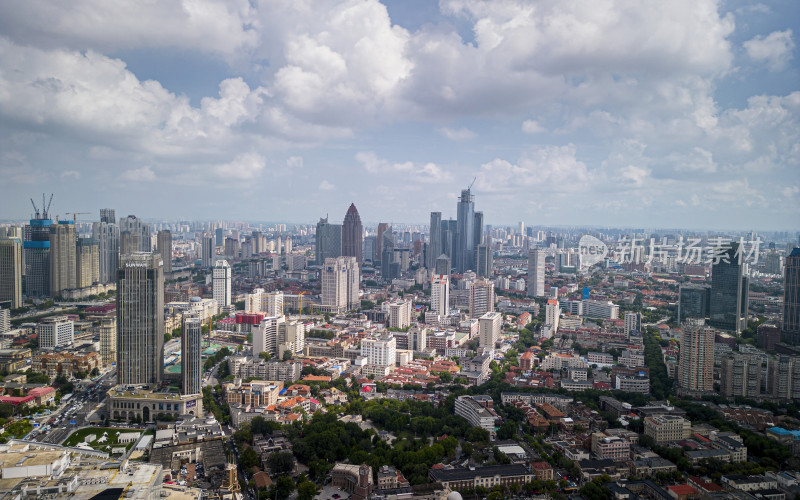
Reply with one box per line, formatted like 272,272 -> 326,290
298,291 -> 307,317
30,193 -> 54,219
468,176 -> 476,190
65,212 -> 91,223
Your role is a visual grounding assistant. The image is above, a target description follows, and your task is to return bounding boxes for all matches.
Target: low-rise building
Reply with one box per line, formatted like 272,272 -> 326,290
454,395 -> 500,440
107,385 -> 203,422
428,464 -> 533,490
31,351 -> 100,380
644,415 -> 691,444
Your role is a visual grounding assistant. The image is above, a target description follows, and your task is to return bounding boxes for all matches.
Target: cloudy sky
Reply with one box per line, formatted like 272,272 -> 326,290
0,0 -> 798,230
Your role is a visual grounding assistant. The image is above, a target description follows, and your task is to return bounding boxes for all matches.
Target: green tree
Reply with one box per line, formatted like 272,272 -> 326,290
297,481 -> 317,500
240,446 -> 260,469
259,352 -> 272,361
282,350 -> 293,361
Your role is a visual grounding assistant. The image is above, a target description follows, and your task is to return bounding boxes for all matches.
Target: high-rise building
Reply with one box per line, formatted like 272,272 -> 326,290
361,334 -> 396,367
316,217 -> 342,265
342,203 -> 363,265
100,208 -> 115,224
455,188 -> 475,273
321,256 -> 360,312
430,274 -> 450,315
435,254 -> 451,276
201,233 -> 214,268
677,284 -> 710,325
783,248 -> 800,345
182,316 -> 202,396
75,237 -> 99,288
278,319 -> 306,356
720,354 -> 762,398
624,311 -> 642,337
376,223 -> 390,264
476,243 -> 493,278
117,253 -> 164,386
49,221 -> 77,297
678,319 -> 715,393
387,299 -> 413,329
427,212 -> 442,270
527,249 -> 545,297
363,235 -> 377,263
709,242 -> 748,334
119,215 -> 151,253
0,234 -> 23,309
469,278 -> 495,318
215,228 -> 224,247
479,311 -> 502,348
473,211 -> 484,249
92,219 -> 119,283
213,260 -> 232,307
767,355 -> 800,400
252,315 -> 284,358
36,315 -> 74,350
99,317 -> 116,366
157,230 -> 172,273
23,207 -> 53,297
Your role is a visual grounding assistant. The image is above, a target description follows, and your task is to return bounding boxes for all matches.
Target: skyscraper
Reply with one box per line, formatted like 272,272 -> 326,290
455,188 -> 475,273
783,248 -> 800,345
92,218 -> 119,283
678,319 -> 715,393
100,208 -> 115,224
342,203 -> 363,264
23,208 -> 52,297
119,215 -> 151,253
376,222 -> 389,264
709,242 -> 748,334
49,221 -> 77,297
315,217 -> 342,265
527,249 -> 545,297
201,233 -> 214,268
182,315 -> 202,396
75,237 -> 99,288
321,256 -> 359,312
99,317 -> 116,366
476,243 -> 493,278
479,311 -> 502,348
435,254 -> 451,276
720,353 -> 761,398
473,211 -> 484,249
0,233 -> 23,309
213,260 -> 232,308
427,212 -> 442,270
469,278 -> 495,318
157,230 -> 172,273
117,253 -> 164,386
430,274 -> 450,316
677,284 -> 711,325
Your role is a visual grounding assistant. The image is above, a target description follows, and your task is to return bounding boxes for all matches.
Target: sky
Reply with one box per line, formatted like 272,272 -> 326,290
0,0 -> 798,230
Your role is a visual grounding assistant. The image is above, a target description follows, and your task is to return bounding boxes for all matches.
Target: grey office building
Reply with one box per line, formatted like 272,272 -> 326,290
708,242 -> 748,334
427,212 -> 442,270
783,248 -> 800,345
117,253 -> 164,386
677,284 -> 711,325
455,188 -> 475,273
182,316 -> 202,396
315,217 -> 342,265
157,230 -> 172,273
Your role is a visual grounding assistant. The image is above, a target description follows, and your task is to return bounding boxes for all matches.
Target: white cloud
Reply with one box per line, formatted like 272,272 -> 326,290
60,170 -> 81,180
122,166 -> 156,182
318,180 -> 335,191
782,186 -> 799,198
620,165 -> 650,187
212,153 -> 266,180
521,120 -> 545,134
355,151 -> 451,183
744,30 -> 795,70
286,156 -> 304,169
439,127 -> 476,141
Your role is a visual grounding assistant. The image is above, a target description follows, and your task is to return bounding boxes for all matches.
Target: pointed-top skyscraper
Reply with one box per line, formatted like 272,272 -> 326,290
342,203 -> 363,265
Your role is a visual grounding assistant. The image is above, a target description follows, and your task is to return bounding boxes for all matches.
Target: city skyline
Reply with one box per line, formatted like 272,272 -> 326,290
0,1 -> 798,229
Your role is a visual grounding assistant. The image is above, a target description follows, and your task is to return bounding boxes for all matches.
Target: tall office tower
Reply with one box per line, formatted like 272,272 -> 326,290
342,203 -> 364,264
201,233 -> 214,268
441,219 -> 457,259
479,311 -> 502,348
23,210 -> 52,297
278,319 -> 306,356
0,234 -> 23,309
427,212 -> 442,269
376,223 -> 390,264
469,278 -> 495,318
250,231 -> 262,254
36,315 -> 74,349
624,311 -> 642,337
381,248 -> 399,280
49,221 -> 77,297
224,237 -> 239,259
182,315 -> 202,396
75,237 -> 99,288
276,236 -> 283,255
99,317 -> 117,366
519,221 -> 525,235
100,208 -> 116,224
315,217 -> 342,265
321,256 -> 360,312
212,260 -> 232,307
119,231 -> 140,256
435,254 -> 451,276
119,215 -> 151,253
117,253 -> 164,386
455,188 -> 475,273
709,242 -> 748,334
430,274 -> 450,315
252,315 -> 284,358
157,230 -> 172,273
783,248 -> 800,345
92,219 -> 119,283
677,284 -> 711,325
284,236 -> 292,254
363,236 -> 377,263
526,249 -> 545,297
215,228 -> 224,247
476,243 -> 493,278
720,354 -> 762,398
678,319 -> 715,393
473,211 -> 484,249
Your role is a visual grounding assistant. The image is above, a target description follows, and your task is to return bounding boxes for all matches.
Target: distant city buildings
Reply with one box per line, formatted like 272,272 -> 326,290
527,249 -> 545,297
342,203 -> 363,265
212,260 -> 232,308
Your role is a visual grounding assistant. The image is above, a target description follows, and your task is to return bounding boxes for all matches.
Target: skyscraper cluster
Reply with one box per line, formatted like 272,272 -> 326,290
426,186 -> 486,275
315,203 -> 363,267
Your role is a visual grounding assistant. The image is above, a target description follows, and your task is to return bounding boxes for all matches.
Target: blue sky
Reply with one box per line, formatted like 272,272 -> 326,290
0,0 -> 798,230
